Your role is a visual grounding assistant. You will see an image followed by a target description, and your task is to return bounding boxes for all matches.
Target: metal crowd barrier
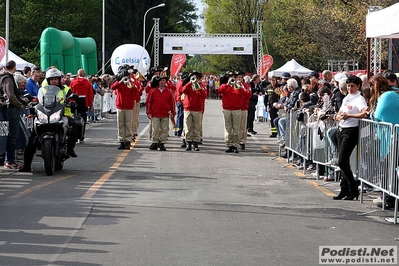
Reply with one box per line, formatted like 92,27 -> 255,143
283,112 -> 399,222
285,110 -> 358,180
357,119 -> 399,223
358,119 -> 392,194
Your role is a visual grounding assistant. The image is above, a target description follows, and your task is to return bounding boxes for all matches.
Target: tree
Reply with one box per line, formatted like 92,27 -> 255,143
263,0 -> 398,71
202,0 -> 268,73
0,0 -> 198,73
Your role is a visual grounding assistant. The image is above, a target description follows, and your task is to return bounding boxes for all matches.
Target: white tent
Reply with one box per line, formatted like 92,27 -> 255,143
268,59 -> 313,78
366,3 -> 399,38
0,50 -> 35,70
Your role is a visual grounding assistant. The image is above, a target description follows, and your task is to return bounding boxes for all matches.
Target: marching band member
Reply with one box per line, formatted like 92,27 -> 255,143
145,66 -> 163,95
175,72 -> 189,137
218,71 -> 245,153
182,71 -> 207,151
110,65 -> 138,150
130,68 -> 144,141
146,76 -> 175,151
237,71 -> 252,150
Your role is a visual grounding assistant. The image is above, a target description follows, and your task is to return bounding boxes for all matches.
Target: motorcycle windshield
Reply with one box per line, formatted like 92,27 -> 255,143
39,86 -> 61,107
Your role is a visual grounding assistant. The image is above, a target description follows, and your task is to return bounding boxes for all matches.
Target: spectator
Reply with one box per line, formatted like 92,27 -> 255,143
266,76 -> 281,138
278,78 -> 301,152
333,75 -> 368,200
70,69 -> 94,142
308,71 -> 320,104
25,68 -> 40,97
368,75 -> 399,208
382,70 -> 399,90
0,61 -> 29,169
23,66 -> 31,78
247,74 -> 263,135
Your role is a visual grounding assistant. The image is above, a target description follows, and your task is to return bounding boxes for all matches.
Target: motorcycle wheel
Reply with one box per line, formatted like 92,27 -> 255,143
43,138 -> 55,176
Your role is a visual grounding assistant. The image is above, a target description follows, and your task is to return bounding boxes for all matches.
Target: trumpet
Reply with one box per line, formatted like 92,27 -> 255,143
122,76 -> 133,89
160,67 -> 169,78
135,71 -> 146,81
169,111 -> 179,132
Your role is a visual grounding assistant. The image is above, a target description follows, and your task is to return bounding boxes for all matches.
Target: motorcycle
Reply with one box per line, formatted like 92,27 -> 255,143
33,85 -> 82,175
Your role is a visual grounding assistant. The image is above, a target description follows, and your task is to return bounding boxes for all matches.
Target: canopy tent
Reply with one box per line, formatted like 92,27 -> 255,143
268,59 -> 313,78
366,3 -> 399,38
0,50 -> 35,70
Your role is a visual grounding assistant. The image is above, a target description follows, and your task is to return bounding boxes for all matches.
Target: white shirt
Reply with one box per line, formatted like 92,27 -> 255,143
339,90 -> 367,128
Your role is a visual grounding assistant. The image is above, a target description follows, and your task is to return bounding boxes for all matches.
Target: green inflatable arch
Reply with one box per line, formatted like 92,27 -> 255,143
40,27 -> 98,75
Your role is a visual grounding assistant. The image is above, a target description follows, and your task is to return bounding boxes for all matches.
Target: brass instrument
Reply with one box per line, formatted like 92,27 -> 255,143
135,71 -> 146,81
168,111 -> 179,132
160,67 -> 169,78
121,76 -> 133,88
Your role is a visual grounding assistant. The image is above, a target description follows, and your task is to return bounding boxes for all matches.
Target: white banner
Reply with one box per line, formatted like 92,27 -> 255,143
163,37 -> 253,55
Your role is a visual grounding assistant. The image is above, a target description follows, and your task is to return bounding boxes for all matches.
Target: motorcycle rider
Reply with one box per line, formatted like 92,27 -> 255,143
19,68 -> 78,172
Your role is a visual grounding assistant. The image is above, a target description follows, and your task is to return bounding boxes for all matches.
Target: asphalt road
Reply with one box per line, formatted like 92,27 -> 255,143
0,99 -> 397,266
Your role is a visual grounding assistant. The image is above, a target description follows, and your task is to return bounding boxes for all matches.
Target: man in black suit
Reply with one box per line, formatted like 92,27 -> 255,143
247,74 -> 264,135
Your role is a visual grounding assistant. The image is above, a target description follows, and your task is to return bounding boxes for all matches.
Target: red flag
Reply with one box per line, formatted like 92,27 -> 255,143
260,54 -> 274,77
0,37 -> 6,63
170,54 -> 187,76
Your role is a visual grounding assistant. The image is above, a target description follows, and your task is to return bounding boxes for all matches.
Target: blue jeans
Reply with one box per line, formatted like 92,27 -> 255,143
327,126 -> 338,158
5,107 -> 21,164
274,117 -> 281,136
278,117 -> 286,140
176,102 -> 184,136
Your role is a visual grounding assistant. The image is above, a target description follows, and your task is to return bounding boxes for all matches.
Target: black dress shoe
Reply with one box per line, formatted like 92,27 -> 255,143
247,134 -> 251,137
68,149 -> 78,158
159,144 -> 167,151
18,166 -> 32,172
233,147 -> 239,153
249,130 -> 257,135
225,146 -> 234,153
149,143 -> 158,150
240,144 -> 245,150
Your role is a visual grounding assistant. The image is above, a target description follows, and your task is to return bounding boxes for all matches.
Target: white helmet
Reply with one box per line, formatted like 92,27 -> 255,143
45,68 -> 62,79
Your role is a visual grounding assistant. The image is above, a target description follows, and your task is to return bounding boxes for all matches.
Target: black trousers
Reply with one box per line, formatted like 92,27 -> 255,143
269,108 -> 278,128
79,110 -> 88,141
247,103 -> 256,131
336,126 -> 359,189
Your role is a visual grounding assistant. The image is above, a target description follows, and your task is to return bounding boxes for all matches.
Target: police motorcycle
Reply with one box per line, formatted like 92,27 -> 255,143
33,85 -> 82,176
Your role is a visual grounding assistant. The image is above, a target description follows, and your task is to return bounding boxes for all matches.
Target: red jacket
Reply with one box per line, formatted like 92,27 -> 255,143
129,76 -> 143,102
240,82 -> 252,110
182,82 -> 207,112
111,80 -> 137,110
146,87 -> 175,118
175,80 -> 183,103
218,83 -> 245,110
70,77 -> 94,108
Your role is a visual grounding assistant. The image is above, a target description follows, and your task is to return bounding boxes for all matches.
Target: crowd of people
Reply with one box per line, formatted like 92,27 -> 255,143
3,59 -> 399,206
0,60 -> 118,172
271,69 -> 399,204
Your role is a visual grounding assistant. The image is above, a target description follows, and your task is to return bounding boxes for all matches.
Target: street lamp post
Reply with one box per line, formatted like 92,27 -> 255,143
102,0 -> 105,74
143,3 -> 165,48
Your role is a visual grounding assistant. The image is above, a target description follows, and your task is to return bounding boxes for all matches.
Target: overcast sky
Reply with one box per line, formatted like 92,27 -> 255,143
193,0 -> 204,32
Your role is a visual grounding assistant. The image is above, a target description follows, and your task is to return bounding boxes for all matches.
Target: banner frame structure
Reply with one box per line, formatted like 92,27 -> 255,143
153,18 -> 263,72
